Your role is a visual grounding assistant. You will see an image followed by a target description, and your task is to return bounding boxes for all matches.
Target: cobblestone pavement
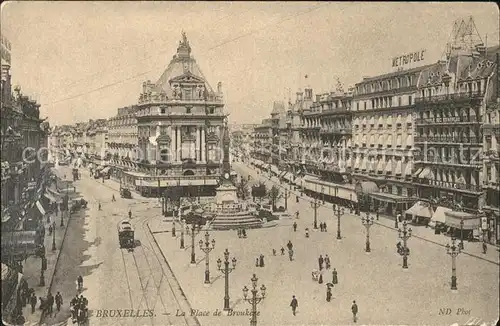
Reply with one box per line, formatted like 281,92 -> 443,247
148,162 -> 499,326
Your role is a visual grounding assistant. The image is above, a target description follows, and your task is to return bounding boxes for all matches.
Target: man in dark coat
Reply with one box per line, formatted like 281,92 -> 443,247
332,268 -> 338,284
293,222 -> 297,232
290,295 -> 298,316
30,293 -> 37,313
55,292 -> 63,312
318,255 -> 324,271
352,300 -> 358,323
259,254 -> 265,267
46,292 -> 54,315
287,240 -> 293,251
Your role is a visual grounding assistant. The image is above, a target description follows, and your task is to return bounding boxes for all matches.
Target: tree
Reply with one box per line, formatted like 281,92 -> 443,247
236,178 -> 250,200
267,185 -> 281,210
251,182 -> 267,202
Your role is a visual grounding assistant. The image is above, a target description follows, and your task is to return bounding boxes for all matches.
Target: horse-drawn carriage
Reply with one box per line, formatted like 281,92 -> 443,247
70,299 -> 89,325
70,198 -> 88,213
120,188 -> 132,199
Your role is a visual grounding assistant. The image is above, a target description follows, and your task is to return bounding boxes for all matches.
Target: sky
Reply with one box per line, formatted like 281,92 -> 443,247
1,1 -> 498,126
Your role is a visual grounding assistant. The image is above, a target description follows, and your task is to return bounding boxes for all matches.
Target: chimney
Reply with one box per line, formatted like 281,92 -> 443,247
304,88 -> 313,100
363,76 -> 370,81
296,90 -> 303,102
142,81 -> 147,94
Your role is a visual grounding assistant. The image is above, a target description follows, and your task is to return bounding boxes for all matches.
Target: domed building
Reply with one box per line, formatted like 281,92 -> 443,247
120,32 -> 226,198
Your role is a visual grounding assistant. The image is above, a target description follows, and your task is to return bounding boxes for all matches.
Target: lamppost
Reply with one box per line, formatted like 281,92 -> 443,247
242,274 -> 266,326
39,256 -> 47,286
459,217 -> 464,250
333,205 -> 344,240
51,222 -> 56,251
446,238 -> 462,291
187,220 -> 201,266
199,231 -> 215,285
311,197 -> 321,229
361,213 -> 374,252
321,186 -> 325,204
283,188 -> 290,211
217,249 -> 237,311
398,220 -> 412,269
395,213 -> 400,229
172,203 -> 178,238
180,219 -> 185,249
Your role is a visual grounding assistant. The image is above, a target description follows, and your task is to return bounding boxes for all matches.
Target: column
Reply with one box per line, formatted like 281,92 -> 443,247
201,127 -> 206,163
177,126 -> 182,162
196,126 -> 201,162
171,126 -> 176,162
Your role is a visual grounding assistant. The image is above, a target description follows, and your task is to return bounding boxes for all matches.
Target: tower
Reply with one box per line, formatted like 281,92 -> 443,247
222,116 -> 231,177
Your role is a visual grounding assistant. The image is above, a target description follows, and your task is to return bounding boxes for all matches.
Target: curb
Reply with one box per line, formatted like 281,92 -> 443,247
246,164 -> 500,266
146,221 -> 201,326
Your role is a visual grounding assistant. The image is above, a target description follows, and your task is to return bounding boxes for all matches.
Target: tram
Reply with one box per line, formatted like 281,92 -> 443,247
118,220 -> 134,248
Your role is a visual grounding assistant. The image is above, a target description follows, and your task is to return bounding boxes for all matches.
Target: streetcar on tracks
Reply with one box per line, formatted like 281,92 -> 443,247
118,220 -> 134,248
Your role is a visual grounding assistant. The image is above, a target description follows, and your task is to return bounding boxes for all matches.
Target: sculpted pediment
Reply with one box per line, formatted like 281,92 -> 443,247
206,132 -> 219,143
157,134 -> 171,144
169,71 -> 205,84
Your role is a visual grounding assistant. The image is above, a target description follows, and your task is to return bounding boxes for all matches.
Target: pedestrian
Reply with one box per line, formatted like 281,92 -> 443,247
48,224 -> 53,236
482,242 -> 487,254
324,222 -> 327,232
318,255 -> 324,271
281,247 -> 285,255
255,258 -> 259,267
77,275 -> 83,291
30,293 -> 37,314
112,194 -> 116,202
288,248 -> 294,261
47,292 -> 54,315
259,254 -> 265,267
272,249 -> 276,256
237,229 -> 241,238
321,222 -> 325,232
55,292 -> 63,312
325,255 -> 331,269
242,229 -> 247,238
326,285 -> 332,302
98,202 -> 101,210
318,272 -> 323,284
128,210 -> 132,219
351,300 -> 358,323
290,295 -> 298,316
332,268 -> 338,284
293,221 -> 297,232
287,240 -> 293,251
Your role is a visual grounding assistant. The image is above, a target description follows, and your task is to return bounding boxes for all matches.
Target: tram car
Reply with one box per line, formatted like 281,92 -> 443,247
118,220 -> 134,248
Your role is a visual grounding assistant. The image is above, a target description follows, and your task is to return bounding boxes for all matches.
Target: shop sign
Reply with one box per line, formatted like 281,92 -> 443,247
392,49 -> 426,70
481,216 -> 488,230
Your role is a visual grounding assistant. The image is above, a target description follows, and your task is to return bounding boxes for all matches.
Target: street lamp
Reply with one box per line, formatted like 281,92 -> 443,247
51,222 -> 56,251
333,205 -> 344,240
398,220 -> 412,269
459,217 -> 464,250
361,213 -> 374,252
187,220 -> 201,266
39,256 -> 47,286
310,197 -> 321,229
172,204 -> 178,238
217,249 -> 237,311
180,219 -> 186,249
199,231 -> 215,285
242,274 -> 266,326
446,238 -> 462,291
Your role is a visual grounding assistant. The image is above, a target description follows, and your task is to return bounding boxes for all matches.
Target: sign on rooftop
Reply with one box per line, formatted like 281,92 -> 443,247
392,49 -> 426,71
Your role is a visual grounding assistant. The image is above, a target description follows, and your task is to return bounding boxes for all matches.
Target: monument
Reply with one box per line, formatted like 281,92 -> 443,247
208,117 -> 263,230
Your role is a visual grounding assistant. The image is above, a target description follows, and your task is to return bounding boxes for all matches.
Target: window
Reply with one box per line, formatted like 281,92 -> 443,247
161,108 -> 165,114
356,102 -> 359,111
407,188 -> 413,197
397,187 -> 403,196
186,107 -> 191,114
398,97 -> 402,106
408,95 -> 412,105
486,166 -> 492,182
209,107 -> 215,114
364,102 -> 367,110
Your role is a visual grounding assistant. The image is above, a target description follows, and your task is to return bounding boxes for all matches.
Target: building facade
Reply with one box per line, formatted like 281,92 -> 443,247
130,32 -> 225,197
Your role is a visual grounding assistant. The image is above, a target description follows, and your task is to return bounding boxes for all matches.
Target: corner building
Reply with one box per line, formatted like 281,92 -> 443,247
351,66 -> 429,215
126,33 -> 225,197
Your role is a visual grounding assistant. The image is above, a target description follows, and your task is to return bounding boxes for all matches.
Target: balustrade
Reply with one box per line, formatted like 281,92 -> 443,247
414,136 -> 481,144
414,178 -> 482,192
414,155 -> 481,167
415,91 -> 483,104
415,116 -> 480,125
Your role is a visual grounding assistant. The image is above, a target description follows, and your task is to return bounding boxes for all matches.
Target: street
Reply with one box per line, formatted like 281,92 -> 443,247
148,162 -> 499,326
41,165 -> 199,326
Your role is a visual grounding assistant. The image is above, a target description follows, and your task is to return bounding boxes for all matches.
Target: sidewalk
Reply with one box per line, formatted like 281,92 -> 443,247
21,182 -> 76,325
240,163 -> 499,265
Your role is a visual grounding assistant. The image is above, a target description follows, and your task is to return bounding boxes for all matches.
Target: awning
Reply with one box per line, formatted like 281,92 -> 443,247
369,116 -> 375,125
404,162 -> 413,177
395,160 -> 402,175
432,206 -> 452,224
405,201 -> 433,218
378,134 -> 384,146
369,134 -> 375,145
279,170 -> 287,178
1,231 -> 39,257
361,135 -> 367,144
376,159 -> 383,173
413,167 -> 423,177
387,115 -> 393,125
361,157 -> 368,171
369,158 -> 375,171
346,156 -> 352,168
370,192 -> 415,204
355,181 -> 379,194
354,156 -> 360,169
337,186 -> 357,202
396,135 -> 402,147
444,211 -> 480,230
378,116 -> 384,126
406,134 -> 413,148
346,139 -> 352,148
179,179 -> 219,186
406,114 -> 412,124
44,192 -> 58,203
419,167 -> 432,179
386,134 -> 393,147
101,167 -> 111,174
36,200 -> 46,215
271,165 -> 280,174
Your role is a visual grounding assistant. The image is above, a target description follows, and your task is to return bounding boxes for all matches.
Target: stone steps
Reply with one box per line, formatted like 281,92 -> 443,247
210,214 -> 263,230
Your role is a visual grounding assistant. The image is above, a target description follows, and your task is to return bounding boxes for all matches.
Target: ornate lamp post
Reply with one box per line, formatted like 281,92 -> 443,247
321,186 -> 325,204
199,231 -> 215,285
217,249 -> 237,311
361,213 -> 374,252
242,274 -> 266,326
446,238 -> 462,291
180,219 -> 186,249
310,197 -> 321,229
172,203 -> 178,238
459,217 -> 464,250
333,205 -> 344,240
186,220 -> 201,266
51,222 -> 56,251
398,220 -> 412,269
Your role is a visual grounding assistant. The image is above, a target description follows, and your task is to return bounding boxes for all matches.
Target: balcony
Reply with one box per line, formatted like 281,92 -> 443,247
415,116 -> 480,125
415,91 -> 483,104
414,136 -> 481,145
414,178 -> 482,193
414,155 -> 482,167
319,126 -> 352,135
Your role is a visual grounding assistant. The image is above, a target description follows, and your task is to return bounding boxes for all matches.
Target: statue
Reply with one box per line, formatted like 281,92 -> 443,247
182,31 -> 188,44
199,88 -> 203,99
217,82 -> 222,93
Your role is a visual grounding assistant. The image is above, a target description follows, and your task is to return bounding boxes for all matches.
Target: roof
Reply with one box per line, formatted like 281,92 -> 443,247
356,63 -> 435,85
153,33 -> 214,98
